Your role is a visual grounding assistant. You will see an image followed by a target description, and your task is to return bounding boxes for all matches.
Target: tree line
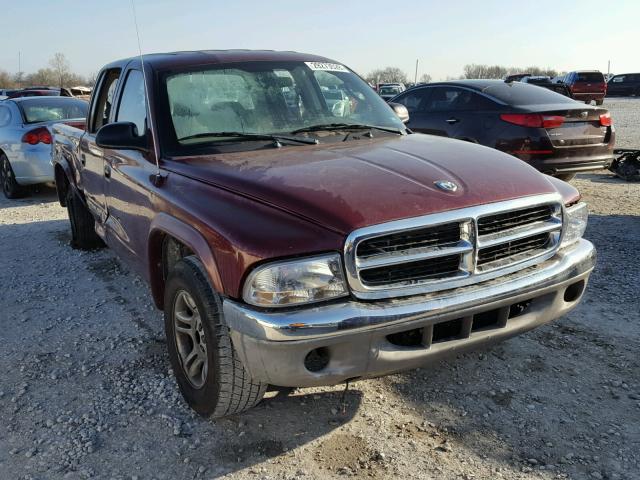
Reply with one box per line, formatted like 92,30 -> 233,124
0,53 -> 95,89
0,57 -> 564,90
364,64 -> 563,85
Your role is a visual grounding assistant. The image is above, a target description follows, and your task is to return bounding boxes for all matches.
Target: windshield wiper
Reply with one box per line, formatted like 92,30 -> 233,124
177,131 -> 319,146
290,123 -> 404,135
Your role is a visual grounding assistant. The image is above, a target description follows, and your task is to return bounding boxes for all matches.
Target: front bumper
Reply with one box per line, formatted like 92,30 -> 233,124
224,239 -> 596,387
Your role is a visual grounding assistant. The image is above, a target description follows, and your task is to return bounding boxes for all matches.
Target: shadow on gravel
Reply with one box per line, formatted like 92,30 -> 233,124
204,389 -> 363,473
0,185 -> 58,209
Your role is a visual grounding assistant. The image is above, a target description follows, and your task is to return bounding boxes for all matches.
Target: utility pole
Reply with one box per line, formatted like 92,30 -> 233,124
18,51 -> 21,87
607,60 -> 610,80
414,59 -> 419,84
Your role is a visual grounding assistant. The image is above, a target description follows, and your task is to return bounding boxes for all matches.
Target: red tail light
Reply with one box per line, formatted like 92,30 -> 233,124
500,114 -> 565,129
599,112 -> 612,126
21,127 -> 52,145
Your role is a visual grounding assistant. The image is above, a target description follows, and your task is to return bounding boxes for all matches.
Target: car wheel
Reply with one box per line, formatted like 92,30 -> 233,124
65,188 -> 104,249
164,256 -> 267,418
555,173 -> 576,182
1,153 -> 26,199
595,99 -> 604,105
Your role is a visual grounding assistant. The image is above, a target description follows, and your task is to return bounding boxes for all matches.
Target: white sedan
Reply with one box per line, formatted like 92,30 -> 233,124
0,96 -> 87,198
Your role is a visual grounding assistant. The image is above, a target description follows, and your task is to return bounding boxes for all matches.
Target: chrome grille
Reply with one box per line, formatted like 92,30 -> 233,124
344,194 -> 564,300
357,222 -> 461,258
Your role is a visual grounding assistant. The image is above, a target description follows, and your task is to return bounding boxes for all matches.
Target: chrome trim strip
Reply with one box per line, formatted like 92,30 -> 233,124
344,193 -> 564,300
477,219 -> 562,248
356,241 -> 473,270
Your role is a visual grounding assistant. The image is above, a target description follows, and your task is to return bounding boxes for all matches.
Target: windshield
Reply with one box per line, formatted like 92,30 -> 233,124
20,98 -> 88,123
161,61 -> 405,152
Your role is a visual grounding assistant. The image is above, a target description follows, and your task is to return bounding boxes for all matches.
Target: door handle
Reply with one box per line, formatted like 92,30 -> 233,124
446,118 -> 460,124
104,164 -> 111,178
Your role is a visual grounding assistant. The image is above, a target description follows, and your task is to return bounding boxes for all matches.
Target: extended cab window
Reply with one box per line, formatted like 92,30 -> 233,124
116,70 -> 147,136
90,69 -> 121,133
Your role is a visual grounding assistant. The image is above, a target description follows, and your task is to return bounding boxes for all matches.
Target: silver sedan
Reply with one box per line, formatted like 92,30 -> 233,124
0,96 -> 87,198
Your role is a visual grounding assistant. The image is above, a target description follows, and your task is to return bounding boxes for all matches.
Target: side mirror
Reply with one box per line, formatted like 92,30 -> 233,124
96,122 -> 148,151
389,102 -> 410,124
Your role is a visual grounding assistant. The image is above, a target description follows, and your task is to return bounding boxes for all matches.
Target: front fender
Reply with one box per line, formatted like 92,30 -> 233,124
148,212 -> 224,309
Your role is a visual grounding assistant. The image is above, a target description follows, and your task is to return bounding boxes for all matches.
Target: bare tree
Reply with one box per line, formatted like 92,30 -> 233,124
0,70 -> 14,88
365,67 -> 409,85
49,53 -> 71,88
26,68 -> 58,87
419,73 -> 432,83
463,63 -> 560,80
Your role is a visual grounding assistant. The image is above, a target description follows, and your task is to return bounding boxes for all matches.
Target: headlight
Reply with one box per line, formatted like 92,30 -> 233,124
242,253 -> 349,307
561,202 -> 588,248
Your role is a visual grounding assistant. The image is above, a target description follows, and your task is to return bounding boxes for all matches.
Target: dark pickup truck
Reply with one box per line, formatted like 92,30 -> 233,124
52,50 -> 596,418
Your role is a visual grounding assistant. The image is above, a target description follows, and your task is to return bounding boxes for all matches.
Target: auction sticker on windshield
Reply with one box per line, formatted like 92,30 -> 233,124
305,62 -> 349,72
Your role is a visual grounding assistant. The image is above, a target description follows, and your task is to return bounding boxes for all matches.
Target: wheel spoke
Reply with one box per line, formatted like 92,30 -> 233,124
174,310 -> 194,326
187,356 -> 205,379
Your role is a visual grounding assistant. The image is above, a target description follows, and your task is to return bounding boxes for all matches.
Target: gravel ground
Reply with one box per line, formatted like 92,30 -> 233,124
1,99 -> 639,480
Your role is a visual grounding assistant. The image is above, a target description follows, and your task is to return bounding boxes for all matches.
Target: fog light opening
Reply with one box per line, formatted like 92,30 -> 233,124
304,347 -> 330,373
564,280 -> 585,303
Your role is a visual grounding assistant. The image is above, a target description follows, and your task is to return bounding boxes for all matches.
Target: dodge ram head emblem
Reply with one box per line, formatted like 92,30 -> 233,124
434,180 -> 458,192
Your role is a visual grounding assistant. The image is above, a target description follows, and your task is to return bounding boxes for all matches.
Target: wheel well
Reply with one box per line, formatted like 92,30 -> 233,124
149,232 -> 195,310
162,235 -> 194,280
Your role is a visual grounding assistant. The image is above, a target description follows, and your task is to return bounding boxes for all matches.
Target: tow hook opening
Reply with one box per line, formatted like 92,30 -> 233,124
564,280 -> 586,303
304,347 -> 330,372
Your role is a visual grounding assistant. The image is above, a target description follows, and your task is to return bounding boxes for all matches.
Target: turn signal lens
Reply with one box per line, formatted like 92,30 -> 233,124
561,202 -> 589,249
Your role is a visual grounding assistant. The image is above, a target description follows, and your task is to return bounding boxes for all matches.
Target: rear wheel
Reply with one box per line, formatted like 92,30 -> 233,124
164,256 -> 267,418
1,153 -> 25,199
65,188 -> 104,249
555,173 -> 576,182
595,99 -> 604,105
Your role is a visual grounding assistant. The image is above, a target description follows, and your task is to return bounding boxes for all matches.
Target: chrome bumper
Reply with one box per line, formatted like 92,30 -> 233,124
224,239 -> 596,387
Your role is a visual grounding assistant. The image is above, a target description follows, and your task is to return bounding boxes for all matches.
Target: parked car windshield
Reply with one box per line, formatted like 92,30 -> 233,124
162,61 -> 405,150
19,97 -> 88,123
483,82 -> 577,106
379,86 -> 402,95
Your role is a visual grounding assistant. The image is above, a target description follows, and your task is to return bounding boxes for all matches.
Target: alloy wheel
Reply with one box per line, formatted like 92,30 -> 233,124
173,290 -> 208,388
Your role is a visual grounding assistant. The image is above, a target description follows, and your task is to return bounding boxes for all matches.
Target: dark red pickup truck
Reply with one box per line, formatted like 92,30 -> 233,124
52,50 -> 596,418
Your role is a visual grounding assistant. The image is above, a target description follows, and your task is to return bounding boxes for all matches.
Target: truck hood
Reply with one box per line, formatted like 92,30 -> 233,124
164,134 -> 560,234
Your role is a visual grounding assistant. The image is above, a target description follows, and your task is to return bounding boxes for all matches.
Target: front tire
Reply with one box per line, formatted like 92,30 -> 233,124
595,99 -> 604,105
65,188 -> 104,249
1,153 -> 25,199
164,256 -> 267,418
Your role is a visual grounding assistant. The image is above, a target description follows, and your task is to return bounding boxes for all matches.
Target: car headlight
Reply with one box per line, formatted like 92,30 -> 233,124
242,253 -> 349,307
561,202 -> 588,248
